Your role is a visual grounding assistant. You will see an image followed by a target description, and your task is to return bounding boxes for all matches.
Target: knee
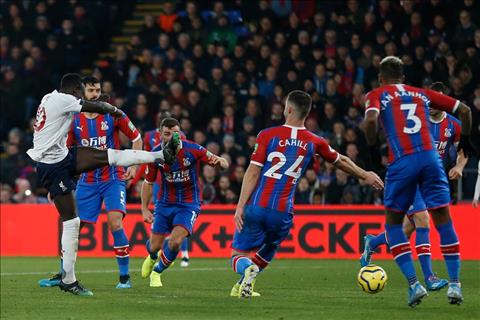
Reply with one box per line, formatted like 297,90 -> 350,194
107,216 -> 123,232
168,237 -> 183,251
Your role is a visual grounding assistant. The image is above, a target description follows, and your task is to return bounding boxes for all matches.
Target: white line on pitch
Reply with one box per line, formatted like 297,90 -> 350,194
0,265 -> 327,276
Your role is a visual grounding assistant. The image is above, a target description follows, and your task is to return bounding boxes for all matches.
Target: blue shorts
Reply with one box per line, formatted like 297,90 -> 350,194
232,205 -> 293,252
35,147 -> 77,198
384,150 -> 450,213
152,203 -> 200,235
76,180 -> 127,223
406,187 -> 427,216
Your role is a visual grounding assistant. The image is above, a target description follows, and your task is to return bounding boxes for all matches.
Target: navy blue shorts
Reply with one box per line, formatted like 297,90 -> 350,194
232,205 -> 293,252
35,148 -> 77,198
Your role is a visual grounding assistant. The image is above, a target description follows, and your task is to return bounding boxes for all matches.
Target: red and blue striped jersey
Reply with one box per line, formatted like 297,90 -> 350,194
249,125 -> 339,213
68,113 -> 140,183
365,84 -> 460,163
144,129 -> 162,151
430,113 -> 461,162
145,139 -> 213,206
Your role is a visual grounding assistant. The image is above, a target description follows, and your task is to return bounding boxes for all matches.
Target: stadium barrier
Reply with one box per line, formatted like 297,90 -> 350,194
1,204 -> 478,259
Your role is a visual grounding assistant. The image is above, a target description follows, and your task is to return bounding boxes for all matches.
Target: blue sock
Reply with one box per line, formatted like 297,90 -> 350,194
385,223 -> 417,285
146,239 -> 158,260
181,238 -> 188,252
369,232 -> 387,251
252,243 -> 278,271
415,227 -> 434,281
112,229 -> 130,276
436,221 -> 461,283
154,240 -> 179,273
231,255 -> 253,276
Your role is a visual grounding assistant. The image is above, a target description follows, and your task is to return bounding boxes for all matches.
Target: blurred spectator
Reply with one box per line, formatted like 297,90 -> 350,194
1,0 -> 478,203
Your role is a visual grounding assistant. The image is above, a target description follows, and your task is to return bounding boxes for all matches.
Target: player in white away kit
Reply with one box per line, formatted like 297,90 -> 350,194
27,73 -> 180,296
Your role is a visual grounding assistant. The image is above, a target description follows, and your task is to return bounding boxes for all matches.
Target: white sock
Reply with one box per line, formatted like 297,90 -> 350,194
181,251 -> 189,259
107,149 -> 164,166
61,217 -> 80,284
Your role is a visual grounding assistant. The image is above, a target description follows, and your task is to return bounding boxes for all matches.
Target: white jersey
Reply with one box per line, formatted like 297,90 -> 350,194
26,90 -> 82,164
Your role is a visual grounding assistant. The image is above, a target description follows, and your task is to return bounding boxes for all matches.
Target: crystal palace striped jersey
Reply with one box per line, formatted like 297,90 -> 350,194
68,112 -> 140,183
364,84 -> 460,163
145,139 -> 213,206
430,112 -> 461,163
249,125 -> 339,213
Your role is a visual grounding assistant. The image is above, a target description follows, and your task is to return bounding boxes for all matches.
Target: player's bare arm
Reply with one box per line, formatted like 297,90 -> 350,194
448,150 -> 468,180
140,180 -> 154,224
455,103 -> 474,157
80,99 -> 123,117
363,109 -> 379,146
234,163 -> 262,232
334,154 -> 384,190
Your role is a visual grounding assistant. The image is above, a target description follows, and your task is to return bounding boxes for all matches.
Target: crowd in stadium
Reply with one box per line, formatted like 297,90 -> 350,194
1,0 -> 479,205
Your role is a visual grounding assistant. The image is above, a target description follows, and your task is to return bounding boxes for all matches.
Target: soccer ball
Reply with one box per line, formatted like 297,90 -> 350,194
357,265 -> 387,294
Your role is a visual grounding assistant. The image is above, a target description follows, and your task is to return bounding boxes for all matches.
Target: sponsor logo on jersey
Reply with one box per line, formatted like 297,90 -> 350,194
81,136 -> 107,149
128,121 -> 135,132
165,169 -> 191,183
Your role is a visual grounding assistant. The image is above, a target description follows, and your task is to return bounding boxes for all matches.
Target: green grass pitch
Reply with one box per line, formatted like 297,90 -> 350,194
1,257 -> 479,320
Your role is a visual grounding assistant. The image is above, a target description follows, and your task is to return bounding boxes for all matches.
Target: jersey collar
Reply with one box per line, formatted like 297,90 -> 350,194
283,124 -> 306,129
429,111 -> 446,124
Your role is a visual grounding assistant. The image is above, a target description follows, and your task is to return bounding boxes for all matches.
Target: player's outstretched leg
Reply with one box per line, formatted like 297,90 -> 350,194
385,211 -> 426,307
180,239 -> 189,267
360,233 -> 386,267
431,207 -> 463,305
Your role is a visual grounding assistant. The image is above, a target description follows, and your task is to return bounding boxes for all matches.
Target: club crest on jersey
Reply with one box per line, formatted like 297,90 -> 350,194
444,128 -> 452,138
183,157 -> 191,167
101,121 -> 109,131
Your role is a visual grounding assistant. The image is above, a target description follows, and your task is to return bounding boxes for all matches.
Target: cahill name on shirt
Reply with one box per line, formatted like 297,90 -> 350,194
278,138 -> 307,150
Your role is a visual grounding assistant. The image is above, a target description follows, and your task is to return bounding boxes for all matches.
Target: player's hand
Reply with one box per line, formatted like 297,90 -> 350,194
473,199 -> 478,208
234,206 -> 245,232
448,166 -> 463,180
215,157 -> 229,169
363,171 -> 384,190
124,165 -> 137,180
142,208 -> 154,224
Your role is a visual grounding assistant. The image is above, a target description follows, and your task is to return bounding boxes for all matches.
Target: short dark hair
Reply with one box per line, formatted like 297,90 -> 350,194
82,76 -> 100,86
430,81 -> 447,94
287,90 -> 312,119
160,117 -> 180,129
379,56 -> 404,80
60,73 -> 83,91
